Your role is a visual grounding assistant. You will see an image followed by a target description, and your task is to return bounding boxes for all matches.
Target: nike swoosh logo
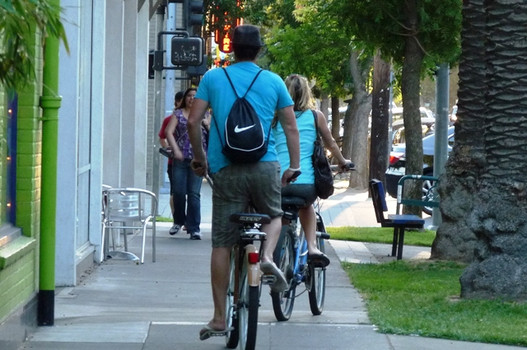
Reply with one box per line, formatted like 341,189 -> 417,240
234,125 -> 255,133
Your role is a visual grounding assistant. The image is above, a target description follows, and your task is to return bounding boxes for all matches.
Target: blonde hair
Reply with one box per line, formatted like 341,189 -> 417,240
285,74 -> 315,111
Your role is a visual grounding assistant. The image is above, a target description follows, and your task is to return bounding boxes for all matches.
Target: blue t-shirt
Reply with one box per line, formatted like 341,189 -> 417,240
273,110 -> 316,184
195,62 -> 294,173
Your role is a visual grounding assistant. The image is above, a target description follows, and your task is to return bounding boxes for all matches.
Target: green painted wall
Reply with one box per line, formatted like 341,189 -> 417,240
0,28 -> 42,325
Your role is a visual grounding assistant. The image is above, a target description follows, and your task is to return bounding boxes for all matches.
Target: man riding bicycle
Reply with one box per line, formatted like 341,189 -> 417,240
187,24 -> 301,341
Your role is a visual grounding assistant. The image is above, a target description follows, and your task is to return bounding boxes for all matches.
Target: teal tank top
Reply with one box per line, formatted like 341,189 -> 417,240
273,110 -> 317,184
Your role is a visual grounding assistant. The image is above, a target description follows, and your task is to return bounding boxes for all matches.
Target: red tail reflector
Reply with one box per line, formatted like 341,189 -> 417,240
247,252 -> 259,264
389,152 -> 404,165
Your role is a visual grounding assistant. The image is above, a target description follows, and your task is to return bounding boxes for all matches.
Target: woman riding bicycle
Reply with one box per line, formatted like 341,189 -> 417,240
273,74 -> 353,267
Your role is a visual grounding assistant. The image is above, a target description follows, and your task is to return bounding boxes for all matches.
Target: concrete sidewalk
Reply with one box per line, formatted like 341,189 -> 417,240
19,181 -> 524,350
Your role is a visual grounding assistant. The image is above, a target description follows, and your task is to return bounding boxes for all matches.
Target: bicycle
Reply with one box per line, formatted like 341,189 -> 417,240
271,162 -> 355,321
224,211 -> 274,350
203,174 -> 281,350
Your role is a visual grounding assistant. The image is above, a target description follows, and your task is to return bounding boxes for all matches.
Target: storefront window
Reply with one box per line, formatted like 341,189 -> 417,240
0,92 -> 16,228
6,92 -> 16,224
0,95 -> 6,225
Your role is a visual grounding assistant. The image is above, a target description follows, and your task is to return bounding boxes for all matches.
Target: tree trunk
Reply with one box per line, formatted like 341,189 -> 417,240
400,0 -> 425,216
343,51 -> 371,189
330,96 -> 341,157
431,0 -> 485,262
433,0 -> 527,301
319,93 -> 330,124
369,51 -> 391,184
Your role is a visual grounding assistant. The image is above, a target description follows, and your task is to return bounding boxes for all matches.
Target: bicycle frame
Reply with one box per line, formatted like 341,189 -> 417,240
289,220 -> 309,285
205,174 -> 271,350
286,212 -> 327,287
226,215 -> 269,350
271,198 -> 329,321
243,239 -> 263,287
271,165 -> 351,322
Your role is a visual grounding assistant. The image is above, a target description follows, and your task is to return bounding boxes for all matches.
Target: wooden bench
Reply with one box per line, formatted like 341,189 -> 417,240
369,179 -> 424,260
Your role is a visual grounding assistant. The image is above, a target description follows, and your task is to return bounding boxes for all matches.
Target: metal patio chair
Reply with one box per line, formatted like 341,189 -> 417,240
101,187 -> 158,264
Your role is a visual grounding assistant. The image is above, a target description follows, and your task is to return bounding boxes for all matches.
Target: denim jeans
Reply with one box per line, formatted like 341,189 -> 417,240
172,159 -> 202,233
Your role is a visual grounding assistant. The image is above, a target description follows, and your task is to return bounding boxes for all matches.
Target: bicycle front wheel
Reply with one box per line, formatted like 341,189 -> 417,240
225,250 -> 239,349
238,262 -> 259,350
308,232 -> 326,315
271,227 -> 296,321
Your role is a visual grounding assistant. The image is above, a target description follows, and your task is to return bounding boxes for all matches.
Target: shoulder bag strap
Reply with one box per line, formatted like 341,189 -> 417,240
173,110 -> 188,144
222,68 -> 263,98
312,109 -> 322,140
214,68 -> 265,147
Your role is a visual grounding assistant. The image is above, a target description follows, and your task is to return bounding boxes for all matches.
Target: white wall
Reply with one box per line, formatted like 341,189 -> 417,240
103,0 -> 124,187
56,0 -> 81,286
103,0 -> 150,189
134,2 -> 150,188
55,0 -> 151,285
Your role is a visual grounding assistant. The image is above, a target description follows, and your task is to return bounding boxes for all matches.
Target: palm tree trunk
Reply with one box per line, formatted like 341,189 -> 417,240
434,0 -> 527,301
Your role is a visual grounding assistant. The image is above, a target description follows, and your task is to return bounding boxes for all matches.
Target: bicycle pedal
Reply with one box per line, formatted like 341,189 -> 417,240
210,331 -> 227,338
261,274 -> 277,285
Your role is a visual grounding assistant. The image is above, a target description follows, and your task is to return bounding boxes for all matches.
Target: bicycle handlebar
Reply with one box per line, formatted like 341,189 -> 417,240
330,162 -> 356,173
286,170 -> 301,183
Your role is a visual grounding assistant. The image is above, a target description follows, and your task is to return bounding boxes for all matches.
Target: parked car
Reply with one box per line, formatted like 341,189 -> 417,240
390,106 -> 435,123
391,118 -> 436,146
330,106 -> 435,140
327,106 -> 349,139
385,127 -> 455,214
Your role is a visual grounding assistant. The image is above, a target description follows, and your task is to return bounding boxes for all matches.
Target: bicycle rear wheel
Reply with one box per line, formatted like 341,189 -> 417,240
308,228 -> 326,315
271,227 -> 296,321
238,259 -> 259,350
225,250 -> 239,349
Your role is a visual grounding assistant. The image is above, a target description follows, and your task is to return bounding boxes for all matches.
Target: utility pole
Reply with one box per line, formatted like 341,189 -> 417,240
433,63 -> 450,227
165,2 -> 176,115
152,5 -> 166,200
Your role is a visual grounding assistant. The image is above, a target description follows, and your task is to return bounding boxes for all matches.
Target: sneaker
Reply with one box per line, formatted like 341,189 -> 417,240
190,231 -> 202,240
169,224 -> 181,235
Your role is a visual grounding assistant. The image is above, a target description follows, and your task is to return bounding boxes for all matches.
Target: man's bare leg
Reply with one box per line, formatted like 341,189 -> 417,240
260,216 -> 288,291
207,246 -> 230,330
260,216 -> 282,263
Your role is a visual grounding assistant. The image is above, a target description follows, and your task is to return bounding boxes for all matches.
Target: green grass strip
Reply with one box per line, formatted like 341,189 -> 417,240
157,216 -> 173,223
344,260 -> 527,346
327,226 -> 436,247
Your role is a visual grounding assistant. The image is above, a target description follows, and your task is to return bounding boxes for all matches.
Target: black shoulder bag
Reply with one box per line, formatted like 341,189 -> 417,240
311,110 -> 334,199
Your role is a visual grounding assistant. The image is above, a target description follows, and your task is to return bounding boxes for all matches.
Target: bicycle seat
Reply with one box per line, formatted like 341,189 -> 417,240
230,213 -> 271,225
281,196 -> 308,209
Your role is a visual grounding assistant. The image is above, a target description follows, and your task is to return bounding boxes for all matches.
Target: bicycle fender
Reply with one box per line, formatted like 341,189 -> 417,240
245,244 -> 261,287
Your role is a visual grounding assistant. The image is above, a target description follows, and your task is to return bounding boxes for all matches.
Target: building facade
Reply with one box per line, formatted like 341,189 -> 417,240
0,1 -> 173,348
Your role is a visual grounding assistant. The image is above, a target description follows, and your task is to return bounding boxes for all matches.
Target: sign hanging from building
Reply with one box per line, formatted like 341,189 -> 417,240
171,37 -> 203,66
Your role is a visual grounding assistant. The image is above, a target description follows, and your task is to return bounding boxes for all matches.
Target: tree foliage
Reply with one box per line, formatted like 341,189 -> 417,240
0,0 -> 68,90
218,0 -> 462,194
332,0 -> 462,75
244,0 -> 297,29
331,0 -> 461,210
244,0 -> 356,97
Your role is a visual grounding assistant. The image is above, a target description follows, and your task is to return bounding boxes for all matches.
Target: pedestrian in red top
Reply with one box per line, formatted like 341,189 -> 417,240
166,87 -> 210,240
159,91 -> 184,234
